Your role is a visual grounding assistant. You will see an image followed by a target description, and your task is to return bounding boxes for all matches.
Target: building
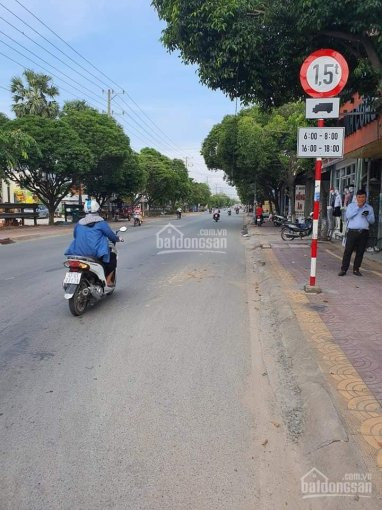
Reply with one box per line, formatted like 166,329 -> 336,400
323,94 -> 382,237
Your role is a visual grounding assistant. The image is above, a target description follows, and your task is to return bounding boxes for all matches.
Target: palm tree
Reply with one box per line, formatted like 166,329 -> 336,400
11,70 -> 59,118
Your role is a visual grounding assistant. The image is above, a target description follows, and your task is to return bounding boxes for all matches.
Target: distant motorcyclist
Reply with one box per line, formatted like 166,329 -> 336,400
65,199 -> 121,287
176,207 -> 182,219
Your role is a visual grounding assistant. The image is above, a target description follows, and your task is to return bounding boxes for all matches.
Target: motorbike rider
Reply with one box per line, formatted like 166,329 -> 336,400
176,207 -> 182,219
255,203 -> 264,224
65,199 -> 122,287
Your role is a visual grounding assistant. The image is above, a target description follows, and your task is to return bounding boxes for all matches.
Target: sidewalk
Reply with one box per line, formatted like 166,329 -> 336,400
249,222 -> 382,473
252,223 -> 382,401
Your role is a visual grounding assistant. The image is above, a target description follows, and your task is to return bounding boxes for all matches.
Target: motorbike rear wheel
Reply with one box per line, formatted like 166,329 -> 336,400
281,228 -> 295,241
69,280 -> 88,316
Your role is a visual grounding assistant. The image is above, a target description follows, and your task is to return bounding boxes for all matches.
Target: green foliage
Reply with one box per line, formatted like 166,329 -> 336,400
1,116 -> 92,223
62,110 -> 139,204
138,148 -> 191,208
153,0 -> 382,106
209,192 -> 233,208
188,181 -> 211,206
11,70 -> 60,118
201,102 -> 310,212
60,100 -> 98,116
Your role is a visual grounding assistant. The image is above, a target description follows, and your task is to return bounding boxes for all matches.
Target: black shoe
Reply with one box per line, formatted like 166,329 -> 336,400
338,270 -> 347,276
353,270 -> 362,276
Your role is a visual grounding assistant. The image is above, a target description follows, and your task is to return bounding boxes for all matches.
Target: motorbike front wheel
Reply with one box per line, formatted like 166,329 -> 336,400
69,280 -> 88,316
281,228 -> 295,241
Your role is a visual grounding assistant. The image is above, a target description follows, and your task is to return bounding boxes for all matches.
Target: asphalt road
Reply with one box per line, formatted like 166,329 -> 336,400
0,213 -> 259,510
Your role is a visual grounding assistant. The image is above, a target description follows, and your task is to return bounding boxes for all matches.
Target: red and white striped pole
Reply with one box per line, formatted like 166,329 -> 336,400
309,118 -> 324,287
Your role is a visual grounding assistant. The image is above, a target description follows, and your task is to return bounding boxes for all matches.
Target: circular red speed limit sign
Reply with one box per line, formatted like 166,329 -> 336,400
300,49 -> 349,98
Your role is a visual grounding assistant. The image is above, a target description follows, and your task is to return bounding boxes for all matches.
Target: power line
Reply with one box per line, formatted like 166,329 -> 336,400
11,0 -> 193,158
0,49 -> 103,109
0,39 -> 106,109
0,30 -> 105,104
1,3 -> 181,154
0,14 -> 106,91
2,0 -> 216,180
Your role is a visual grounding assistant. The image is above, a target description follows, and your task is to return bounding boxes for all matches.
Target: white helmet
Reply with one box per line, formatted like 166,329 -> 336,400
84,199 -> 100,214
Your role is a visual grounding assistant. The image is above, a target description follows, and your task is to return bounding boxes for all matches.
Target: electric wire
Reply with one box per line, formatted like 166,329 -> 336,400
0,49 -> 104,109
11,0 -> 194,157
0,1 -> 110,90
1,0 -> 223,183
0,14 -> 106,91
0,30 -> 105,104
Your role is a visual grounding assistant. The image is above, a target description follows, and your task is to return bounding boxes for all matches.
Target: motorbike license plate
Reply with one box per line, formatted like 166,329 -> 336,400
63,272 -> 81,284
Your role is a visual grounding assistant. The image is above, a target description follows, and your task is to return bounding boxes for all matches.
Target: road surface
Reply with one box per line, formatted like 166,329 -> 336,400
0,213 -> 260,509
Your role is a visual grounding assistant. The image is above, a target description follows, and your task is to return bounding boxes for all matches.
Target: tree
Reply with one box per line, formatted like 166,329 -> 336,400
11,70 -> 60,118
1,116 -> 92,224
201,103 -> 310,215
138,148 -> 191,209
62,110 -> 136,205
60,100 -> 98,116
188,181 -> 211,208
209,193 -> 233,208
153,0 -> 382,107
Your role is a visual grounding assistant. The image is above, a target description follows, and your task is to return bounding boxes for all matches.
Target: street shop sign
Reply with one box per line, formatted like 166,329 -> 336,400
297,127 -> 345,158
306,98 -> 340,119
300,49 -> 349,98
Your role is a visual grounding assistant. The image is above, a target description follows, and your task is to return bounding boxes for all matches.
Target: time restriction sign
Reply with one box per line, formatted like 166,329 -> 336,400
297,127 -> 345,158
300,49 -> 349,98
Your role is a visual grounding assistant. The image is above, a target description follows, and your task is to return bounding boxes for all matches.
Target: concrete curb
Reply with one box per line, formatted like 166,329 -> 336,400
245,229 -> 382,497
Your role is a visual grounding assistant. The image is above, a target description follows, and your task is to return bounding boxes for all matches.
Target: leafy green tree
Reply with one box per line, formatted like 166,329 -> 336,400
1,116 -> 92,223
62,110 -> 136,205
209,192 -> 233,208
153,0 -> 382,107
188,180 -> 211,208
60,100 -> 98,116
139,148 -> 191,209
202,103 -> 309,214
11,70 -> 60,118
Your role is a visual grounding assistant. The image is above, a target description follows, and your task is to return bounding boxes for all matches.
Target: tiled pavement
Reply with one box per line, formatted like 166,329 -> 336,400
254,224 -> 382,406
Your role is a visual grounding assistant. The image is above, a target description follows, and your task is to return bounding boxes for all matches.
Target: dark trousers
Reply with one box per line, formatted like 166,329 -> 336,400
341,230 -> 369,272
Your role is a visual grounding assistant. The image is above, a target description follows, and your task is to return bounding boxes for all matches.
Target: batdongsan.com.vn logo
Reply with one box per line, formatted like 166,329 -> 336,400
156,223 -> 227,254
301,468 -> 372,499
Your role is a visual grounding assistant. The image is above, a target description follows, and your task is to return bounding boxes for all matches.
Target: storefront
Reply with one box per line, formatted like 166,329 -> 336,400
322,94 -> 382,237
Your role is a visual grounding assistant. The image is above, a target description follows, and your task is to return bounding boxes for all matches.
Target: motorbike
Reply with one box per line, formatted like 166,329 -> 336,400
228,210 -> 232,216
280,217 -> 313,240
213,212 -> 220,222
273,214 -> 288,227
133,214 -> 142,227
255,215 -> 263,227
176,211 -> 182,220
235,208 -> 239,214
63,226 -> 127,316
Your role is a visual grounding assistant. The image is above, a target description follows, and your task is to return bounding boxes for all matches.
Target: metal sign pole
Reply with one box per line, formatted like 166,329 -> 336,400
308,118 -> 324,290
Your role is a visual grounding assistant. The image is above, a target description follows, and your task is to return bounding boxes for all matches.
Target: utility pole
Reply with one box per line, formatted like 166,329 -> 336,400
107,89 -> 113,117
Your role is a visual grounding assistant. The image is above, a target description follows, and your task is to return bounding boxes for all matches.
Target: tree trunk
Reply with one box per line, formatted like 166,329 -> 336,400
287,172 -> 296,222
48,204 -> 55,226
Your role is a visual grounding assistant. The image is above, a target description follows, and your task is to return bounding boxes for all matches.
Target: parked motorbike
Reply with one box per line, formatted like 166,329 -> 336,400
63,227 -> 127,316
213,212 -> 220,222
273,214 -> 288,227
280,218 -> 313,240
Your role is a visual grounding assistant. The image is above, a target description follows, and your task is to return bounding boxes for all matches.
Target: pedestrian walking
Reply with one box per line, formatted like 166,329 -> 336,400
338,189 -> 375,276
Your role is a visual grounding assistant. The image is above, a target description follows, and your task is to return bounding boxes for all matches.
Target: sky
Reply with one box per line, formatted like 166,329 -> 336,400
0,0 -> 239,199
